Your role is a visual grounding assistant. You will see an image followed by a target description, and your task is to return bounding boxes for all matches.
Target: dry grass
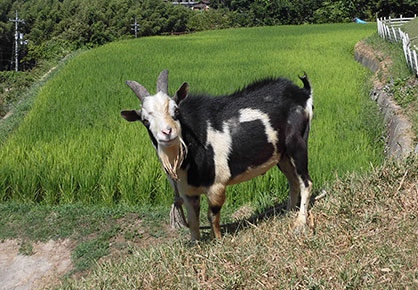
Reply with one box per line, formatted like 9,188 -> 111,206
64,157 -> 417,289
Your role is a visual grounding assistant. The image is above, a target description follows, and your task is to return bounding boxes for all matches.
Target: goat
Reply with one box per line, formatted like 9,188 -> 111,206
121,70 -> 313,240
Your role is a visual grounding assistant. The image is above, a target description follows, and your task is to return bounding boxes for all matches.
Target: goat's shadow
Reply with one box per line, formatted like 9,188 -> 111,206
199,194 -> 321,240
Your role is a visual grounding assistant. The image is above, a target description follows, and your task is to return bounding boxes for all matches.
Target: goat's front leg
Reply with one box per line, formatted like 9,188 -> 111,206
183,194 -> 201,241
207,184 -> 226,239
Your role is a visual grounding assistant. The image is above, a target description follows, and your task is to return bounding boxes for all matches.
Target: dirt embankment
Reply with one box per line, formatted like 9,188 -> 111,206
354,41 -> 415,159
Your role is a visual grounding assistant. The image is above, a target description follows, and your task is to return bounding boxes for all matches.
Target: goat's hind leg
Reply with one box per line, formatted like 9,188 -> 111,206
278,155 -> 301,211
288,149 -> 312,231
282,115 -> 312,231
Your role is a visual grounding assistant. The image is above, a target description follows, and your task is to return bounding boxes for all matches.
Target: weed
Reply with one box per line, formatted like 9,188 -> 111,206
390,77 -> 418,107
18,240 -> 34,256
72,225 -> 121,272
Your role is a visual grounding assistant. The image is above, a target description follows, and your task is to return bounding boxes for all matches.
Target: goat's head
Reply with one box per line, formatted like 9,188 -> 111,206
121,70 -> 189,179
121,70 -> 189,148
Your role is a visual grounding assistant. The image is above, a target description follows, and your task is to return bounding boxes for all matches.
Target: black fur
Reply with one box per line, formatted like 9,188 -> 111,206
178,77 -> 312,188
210,206 -> 221,215
228,120 -> 275,179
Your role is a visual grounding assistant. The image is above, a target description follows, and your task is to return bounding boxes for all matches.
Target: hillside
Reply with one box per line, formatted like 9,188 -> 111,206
0,24 -> 417,289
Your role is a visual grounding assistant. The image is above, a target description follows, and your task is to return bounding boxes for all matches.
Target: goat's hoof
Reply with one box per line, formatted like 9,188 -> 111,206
293,219 -> 307,234
186,238 -> 201,247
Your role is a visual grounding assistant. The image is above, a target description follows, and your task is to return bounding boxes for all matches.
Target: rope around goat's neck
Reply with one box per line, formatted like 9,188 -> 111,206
172,180 -> 189,228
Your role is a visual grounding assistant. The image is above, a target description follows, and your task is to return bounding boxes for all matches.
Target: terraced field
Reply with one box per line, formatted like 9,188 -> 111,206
0,23 -> 383,214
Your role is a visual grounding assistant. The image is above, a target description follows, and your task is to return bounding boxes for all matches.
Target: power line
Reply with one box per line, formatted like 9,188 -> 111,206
9,10 -> 25,72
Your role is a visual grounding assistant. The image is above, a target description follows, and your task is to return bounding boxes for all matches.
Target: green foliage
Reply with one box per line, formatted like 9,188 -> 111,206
0,70 -> 34,114
0,0 -> 193,70
22,38 -> 72,66
18,240 -> 34,255
0,24 -> 384,212
187,9 -> 235,31
376,0 -> 418,17
390,77 -> 418,107
314,1 -> 352,23
364,33 -> 418,143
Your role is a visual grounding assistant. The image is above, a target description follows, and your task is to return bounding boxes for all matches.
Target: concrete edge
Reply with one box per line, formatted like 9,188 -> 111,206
354,41 -> 415,159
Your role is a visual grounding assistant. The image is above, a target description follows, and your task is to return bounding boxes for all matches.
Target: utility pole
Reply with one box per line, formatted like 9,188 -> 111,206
9,10 -> 25,72
131,17 -> 140,38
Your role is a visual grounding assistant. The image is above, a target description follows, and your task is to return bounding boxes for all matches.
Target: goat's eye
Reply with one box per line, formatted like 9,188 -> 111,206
173,107 -> 180,119
142,119 -> 150,127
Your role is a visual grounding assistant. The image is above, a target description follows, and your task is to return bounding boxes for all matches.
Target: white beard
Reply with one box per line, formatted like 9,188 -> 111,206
157,137 -> 187,180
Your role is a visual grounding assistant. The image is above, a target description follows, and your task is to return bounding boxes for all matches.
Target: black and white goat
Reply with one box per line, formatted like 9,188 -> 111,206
121,70 -> 313,240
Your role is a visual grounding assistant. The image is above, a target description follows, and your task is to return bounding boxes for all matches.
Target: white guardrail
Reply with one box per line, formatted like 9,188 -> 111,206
377,15 -> 418,76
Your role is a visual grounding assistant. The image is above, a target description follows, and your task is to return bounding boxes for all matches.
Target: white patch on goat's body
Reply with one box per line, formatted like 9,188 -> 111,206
305,90 -> 314,123
238,108 -> 278,153
206,121 -> 232,184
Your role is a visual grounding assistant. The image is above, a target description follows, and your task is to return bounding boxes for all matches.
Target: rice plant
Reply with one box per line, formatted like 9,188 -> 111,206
0,23 -> 384,212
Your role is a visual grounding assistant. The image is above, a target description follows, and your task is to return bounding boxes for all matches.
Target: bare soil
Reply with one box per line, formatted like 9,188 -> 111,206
0,239 -> 74,290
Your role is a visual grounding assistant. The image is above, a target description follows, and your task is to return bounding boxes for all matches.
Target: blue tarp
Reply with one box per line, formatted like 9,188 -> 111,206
355,18 -> 368,24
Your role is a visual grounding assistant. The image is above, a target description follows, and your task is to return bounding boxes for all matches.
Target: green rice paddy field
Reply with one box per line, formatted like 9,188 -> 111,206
0,23 -> 384,213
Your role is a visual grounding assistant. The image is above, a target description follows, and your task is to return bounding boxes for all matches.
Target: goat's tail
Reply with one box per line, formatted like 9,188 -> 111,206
299,72 -> 311,94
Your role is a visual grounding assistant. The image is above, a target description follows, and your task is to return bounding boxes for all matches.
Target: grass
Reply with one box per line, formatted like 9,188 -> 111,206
2,157 -> 415,288
61,157 -> 418,289
0,202 -> 180,273
402,17 -> 418,46
0,51 -> 84,145
0,23 -> 415,289
0,23 -> 384,214
365,33 -> 418,143
364,33 -> 412,79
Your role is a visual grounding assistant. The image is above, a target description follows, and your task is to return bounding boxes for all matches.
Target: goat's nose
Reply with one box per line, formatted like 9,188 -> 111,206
162,127 -> 172,136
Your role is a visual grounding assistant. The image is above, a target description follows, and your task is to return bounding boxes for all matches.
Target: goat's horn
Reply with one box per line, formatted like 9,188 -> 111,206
157,70 -> 169,94
126,80 -> 150,102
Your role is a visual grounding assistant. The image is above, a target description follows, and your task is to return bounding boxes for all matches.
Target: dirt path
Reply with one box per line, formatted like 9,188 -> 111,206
0,239 -> 73,290
0,65 -> 57,123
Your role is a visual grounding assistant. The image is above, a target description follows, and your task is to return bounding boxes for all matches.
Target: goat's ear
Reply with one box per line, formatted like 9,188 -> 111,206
121,110 -> 142,122
174,82 -> 189,104
126,81 -> 150,102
